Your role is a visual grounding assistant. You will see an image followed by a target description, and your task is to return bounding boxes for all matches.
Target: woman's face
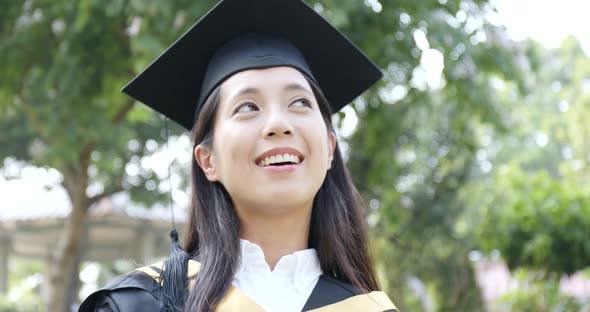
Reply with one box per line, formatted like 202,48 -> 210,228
194,66 -> 336,216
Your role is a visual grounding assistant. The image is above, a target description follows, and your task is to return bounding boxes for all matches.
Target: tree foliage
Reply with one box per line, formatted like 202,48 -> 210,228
335,0 -> 531,310
474,38 -> 590,278
0,1 -> 216,310
480,167 -> 590,274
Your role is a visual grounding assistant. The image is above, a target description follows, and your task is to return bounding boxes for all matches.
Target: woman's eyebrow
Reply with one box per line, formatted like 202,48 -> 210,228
284,83 -> 313,95
228,87 -> 259,102
228,83 -> 312,102
228,87 -> 260,105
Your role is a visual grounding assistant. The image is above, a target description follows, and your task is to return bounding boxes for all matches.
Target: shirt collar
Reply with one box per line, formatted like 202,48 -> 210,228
237,238 -> 323,294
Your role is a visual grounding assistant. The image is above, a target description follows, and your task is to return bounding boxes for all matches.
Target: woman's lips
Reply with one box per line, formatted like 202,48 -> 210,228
259,162 -> 302,173
254,147 -> 305,165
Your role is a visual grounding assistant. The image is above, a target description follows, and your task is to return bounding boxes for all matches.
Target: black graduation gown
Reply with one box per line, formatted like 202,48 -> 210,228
79,260 -> 398,312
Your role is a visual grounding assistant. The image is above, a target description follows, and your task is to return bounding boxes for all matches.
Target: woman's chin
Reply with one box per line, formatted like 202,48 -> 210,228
248,189 -> 315,210
261,190 -> 310,203
273,183 -> 314,198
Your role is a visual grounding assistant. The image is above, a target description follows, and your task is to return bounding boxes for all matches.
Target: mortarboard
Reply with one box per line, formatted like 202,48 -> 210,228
122,0 -> 382,130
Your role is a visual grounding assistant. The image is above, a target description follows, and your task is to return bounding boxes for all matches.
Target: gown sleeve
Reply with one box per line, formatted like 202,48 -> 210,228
82,288 -> 160,312
78,271 -> 162,312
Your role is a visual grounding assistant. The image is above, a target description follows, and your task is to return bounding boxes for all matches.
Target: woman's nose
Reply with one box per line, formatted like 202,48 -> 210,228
262,110 -> 294,139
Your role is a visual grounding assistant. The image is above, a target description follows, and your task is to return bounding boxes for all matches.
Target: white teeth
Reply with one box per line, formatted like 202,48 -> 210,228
258,153 -> 302,166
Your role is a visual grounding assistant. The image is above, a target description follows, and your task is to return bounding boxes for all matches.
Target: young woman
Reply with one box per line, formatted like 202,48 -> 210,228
79,0 -> 397,311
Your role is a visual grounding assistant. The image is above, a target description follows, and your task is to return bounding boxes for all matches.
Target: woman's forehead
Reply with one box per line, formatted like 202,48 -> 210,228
219,66 -> 313,100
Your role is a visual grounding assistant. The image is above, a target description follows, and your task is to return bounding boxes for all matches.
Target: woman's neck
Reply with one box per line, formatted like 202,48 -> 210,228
238,206 -> 312,270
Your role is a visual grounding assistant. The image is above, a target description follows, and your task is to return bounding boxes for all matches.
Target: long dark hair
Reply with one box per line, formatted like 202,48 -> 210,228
182,75 -> 379,312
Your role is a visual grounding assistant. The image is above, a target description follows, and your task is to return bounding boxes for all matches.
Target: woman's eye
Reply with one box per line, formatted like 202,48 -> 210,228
290,98 -> 312,108
235,103 -> 258,114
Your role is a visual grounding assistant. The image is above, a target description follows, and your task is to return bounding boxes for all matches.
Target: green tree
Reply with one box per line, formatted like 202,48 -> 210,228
0,1 -> 215,310
475,37 -> 590,277
457,37 -> 590,310
334,0 -> 530,310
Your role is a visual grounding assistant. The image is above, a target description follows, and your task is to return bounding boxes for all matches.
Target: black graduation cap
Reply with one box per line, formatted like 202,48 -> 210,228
122,0 -> 382,130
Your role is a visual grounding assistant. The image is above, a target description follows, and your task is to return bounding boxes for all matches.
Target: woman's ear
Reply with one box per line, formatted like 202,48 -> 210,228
194,144 -> 219,181
327,132 -> 337,169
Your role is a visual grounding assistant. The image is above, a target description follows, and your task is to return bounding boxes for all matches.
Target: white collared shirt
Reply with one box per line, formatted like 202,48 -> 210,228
232,239 -> 323,312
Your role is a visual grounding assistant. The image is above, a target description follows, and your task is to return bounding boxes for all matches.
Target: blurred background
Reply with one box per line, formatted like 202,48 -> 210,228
1,0 -> 589,311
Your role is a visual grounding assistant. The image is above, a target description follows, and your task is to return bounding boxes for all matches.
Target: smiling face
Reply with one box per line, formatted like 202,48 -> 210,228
194,66 -> 336,217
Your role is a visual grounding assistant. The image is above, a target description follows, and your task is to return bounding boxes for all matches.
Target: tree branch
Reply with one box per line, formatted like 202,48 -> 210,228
111,97 -> 135,124
16,59 -> 53,144
88,148 -> 130,206
18,98 -> 50,141
110,66 -> 137,125
88,188 -> 123,206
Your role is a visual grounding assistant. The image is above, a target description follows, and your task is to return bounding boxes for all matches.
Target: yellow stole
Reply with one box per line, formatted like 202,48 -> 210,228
137,260 -> 398,312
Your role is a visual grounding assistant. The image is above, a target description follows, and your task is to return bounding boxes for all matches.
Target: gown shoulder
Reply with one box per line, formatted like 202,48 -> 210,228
303,275 -> 398,312
78,266 -> 163,312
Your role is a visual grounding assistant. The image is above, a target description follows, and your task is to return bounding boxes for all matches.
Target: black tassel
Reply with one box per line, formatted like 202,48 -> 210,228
160,229 -> 189,312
